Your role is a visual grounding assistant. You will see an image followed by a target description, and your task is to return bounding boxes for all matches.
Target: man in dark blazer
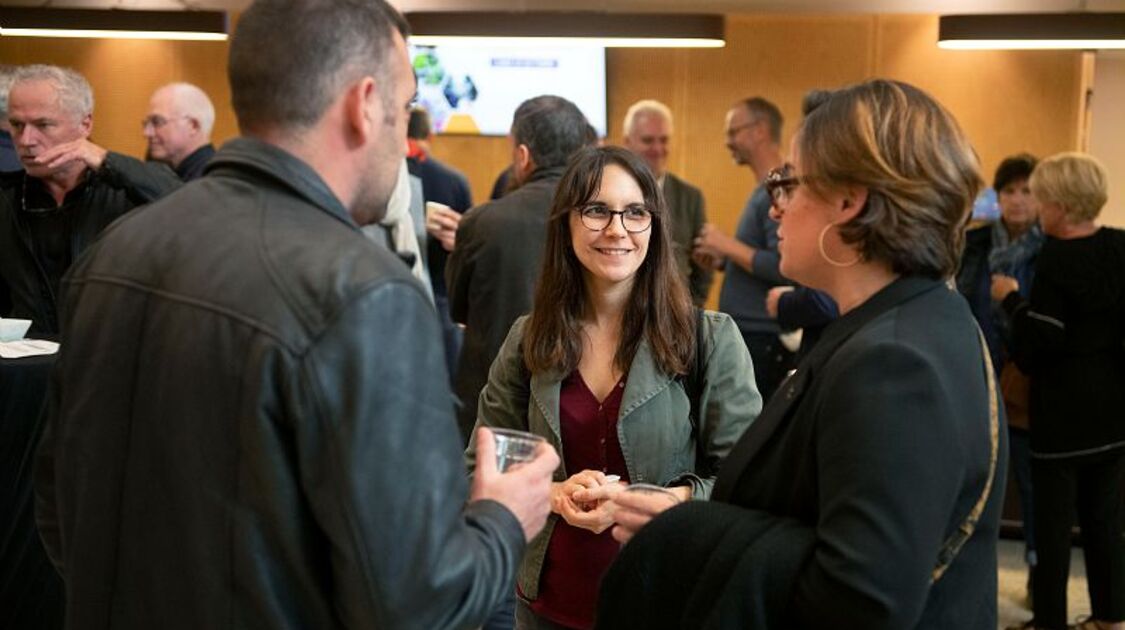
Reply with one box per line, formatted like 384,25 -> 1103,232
622,100 -> 712,305
446,95 -> 594,442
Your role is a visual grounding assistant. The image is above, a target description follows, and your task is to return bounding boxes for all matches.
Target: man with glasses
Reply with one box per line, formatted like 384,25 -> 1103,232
693,96 -> 792,401
142,82 -> 217,181
0,64 -> 180,333
622,99 -> 712,306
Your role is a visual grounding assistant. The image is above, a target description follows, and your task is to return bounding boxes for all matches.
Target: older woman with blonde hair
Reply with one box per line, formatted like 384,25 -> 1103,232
598,79 -> 1005,630
993,152 -> 1125,630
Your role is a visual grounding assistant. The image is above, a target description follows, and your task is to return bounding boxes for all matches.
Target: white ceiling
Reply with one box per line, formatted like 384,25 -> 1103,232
4,0 -> 1125,13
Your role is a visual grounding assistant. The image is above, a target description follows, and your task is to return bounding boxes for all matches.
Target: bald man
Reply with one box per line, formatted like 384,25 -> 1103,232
143,82 -> 216,180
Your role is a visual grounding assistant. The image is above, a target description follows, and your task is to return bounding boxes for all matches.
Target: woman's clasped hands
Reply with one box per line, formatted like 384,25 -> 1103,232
552,470 -> 688,541
551,470 -> 625,534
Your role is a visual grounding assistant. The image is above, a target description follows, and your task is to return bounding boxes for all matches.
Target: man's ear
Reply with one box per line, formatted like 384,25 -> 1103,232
79,113 -> 93,139
514,143 -> 534,181
749,119 -> 768,144
344,76 -> 378,146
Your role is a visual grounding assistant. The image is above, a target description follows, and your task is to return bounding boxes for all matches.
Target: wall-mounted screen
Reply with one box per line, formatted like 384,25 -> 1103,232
409,44 -> 607,137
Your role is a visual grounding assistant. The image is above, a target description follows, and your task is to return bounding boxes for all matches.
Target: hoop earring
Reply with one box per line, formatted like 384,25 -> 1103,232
818,223 -> 861,268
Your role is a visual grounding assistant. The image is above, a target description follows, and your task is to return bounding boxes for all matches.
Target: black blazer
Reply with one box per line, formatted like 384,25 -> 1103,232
599,277 -> 1006,630
662,173 -> 711,305
445,166 -> 564,440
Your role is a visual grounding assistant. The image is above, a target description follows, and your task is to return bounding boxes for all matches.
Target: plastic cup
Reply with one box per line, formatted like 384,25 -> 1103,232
624,483 -> 682,507
605,482 -> 681,523
425,201 -> 452,225
0,318 -> 32,342
491,428 -> 545,473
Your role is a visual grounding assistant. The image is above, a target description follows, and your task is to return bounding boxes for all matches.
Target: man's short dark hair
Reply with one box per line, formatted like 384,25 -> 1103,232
510,95 -> 592,170
739,96 -> 783,144
229,0 -> 409,133
993,153 -> 1038,192
408,108 -> 432,140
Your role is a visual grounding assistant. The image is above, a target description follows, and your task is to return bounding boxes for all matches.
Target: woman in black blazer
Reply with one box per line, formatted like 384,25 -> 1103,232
597,79 -> 1006,630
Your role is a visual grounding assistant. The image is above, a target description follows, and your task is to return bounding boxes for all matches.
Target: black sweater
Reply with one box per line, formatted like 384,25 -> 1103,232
1003,227 -> 1125,456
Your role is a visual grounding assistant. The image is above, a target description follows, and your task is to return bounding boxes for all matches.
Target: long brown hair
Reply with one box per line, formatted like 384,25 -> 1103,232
523,146 -> 695,377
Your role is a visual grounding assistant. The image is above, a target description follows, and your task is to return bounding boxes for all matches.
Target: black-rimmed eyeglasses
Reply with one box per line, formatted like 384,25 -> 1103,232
765,164 -> 808,206
576,204 -> 653,233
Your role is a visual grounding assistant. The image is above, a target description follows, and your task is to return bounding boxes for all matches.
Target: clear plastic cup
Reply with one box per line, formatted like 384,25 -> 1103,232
623,483 -> 682,507
491,428 -> 545,473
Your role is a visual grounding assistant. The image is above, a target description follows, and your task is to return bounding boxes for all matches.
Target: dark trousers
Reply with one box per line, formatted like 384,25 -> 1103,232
1031,448 -> 1125,629
1010,427 -> 1037,564
740,331 -> 795,404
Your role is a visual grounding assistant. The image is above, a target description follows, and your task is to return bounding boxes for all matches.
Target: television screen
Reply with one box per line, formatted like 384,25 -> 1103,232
409,44 -> 607,137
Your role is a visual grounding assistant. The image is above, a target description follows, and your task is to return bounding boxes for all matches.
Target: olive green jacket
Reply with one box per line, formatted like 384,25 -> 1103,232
465,310 -> 762,600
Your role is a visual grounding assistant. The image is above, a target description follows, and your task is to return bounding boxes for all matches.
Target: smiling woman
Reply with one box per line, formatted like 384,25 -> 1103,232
568,164 -> 653,292
465,145 -> 761,630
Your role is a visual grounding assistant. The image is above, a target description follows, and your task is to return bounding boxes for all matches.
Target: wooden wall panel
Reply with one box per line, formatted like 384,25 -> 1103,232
1089,54 -> 1125,228
426,134 -> 511,205
677,15 -> 876,237
873,15 -> 1083,183
2,13 -> 1086,243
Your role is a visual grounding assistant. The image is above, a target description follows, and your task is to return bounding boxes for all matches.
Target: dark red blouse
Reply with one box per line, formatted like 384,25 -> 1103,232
527,370 -> 631,629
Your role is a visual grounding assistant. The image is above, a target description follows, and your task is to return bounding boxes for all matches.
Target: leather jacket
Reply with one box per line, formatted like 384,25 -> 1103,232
36,138 -> 525,629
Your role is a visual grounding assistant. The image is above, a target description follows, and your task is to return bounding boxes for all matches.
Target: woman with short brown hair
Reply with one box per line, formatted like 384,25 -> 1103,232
601,79 -> 1004,629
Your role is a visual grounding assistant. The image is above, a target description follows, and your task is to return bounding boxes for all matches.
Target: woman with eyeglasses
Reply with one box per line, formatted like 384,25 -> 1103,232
598,79 -> 1005,629
465,145 -> 761,630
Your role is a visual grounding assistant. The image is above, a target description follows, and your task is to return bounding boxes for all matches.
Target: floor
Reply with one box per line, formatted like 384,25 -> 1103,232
997,538 -> 1091,629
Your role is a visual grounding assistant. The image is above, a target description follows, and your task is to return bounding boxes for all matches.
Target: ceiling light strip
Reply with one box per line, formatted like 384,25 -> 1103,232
0,8 -> 228,41
1,28 -> 227,42
406,12 -> 725,49
409,35 -> 724,48
938,13 -> 1125,50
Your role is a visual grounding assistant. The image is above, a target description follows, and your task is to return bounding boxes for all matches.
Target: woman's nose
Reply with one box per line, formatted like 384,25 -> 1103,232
604,214 -> 629,235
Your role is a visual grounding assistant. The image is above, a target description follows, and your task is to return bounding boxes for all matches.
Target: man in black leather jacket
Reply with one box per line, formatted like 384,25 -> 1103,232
34,2 -> 558,628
